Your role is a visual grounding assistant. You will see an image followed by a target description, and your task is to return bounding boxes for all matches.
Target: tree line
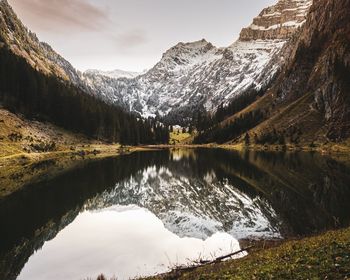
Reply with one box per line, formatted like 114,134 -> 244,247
0,47 -> 169,145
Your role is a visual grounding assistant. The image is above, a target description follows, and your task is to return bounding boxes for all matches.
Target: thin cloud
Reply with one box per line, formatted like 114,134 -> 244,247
113,29 -> 148,52
8,0 -> 109,32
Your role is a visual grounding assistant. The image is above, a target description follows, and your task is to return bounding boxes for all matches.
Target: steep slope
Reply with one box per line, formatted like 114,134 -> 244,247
0,0 -> 83,86
273,0 -> 350,141
84,0 -> 312,123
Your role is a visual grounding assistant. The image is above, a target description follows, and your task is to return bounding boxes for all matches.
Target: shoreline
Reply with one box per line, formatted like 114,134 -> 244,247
2,142 -> 349,199
144,142 -> 350,157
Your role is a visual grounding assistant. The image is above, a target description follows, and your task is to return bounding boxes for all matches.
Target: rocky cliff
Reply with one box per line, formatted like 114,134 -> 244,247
275,0 -> 350,141
215,0 -> 350,146
240,0 -> 312,40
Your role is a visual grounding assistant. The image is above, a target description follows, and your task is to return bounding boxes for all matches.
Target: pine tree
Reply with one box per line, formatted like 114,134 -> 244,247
244,133 -> 250,145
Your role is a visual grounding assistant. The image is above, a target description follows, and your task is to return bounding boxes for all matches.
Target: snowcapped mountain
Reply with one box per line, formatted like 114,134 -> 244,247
84,69 -> 142,79
83,0 -> 312,123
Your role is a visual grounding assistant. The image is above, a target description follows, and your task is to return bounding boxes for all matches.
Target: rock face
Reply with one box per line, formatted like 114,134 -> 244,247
240,0 -> 312,40
84,0 -> 312,123
275,0 -> 350,140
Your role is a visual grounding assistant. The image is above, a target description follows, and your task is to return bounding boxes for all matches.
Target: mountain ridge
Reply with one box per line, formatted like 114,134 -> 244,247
84,69 -> 142,80
1,0 -> 313,126
0,0 -> 170,146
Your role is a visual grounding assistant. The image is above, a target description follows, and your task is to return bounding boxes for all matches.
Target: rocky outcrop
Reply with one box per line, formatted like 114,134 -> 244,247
240,0 -> 312,41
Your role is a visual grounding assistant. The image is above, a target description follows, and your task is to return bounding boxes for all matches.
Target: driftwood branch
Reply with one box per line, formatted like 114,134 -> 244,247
173,246 -> 255,273
204,245 -> 254,264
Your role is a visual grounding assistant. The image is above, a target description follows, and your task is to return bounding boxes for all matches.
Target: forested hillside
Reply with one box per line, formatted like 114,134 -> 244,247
0,0 -> 169,145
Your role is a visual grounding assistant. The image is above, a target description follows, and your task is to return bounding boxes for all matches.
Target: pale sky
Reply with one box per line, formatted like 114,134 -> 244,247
8,0 -> 276,72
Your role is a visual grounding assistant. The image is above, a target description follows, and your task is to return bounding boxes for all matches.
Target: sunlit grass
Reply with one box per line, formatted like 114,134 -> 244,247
170,131 -> 192,145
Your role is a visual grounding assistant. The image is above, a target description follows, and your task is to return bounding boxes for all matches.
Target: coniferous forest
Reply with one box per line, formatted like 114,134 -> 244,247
194,109 -> 265,144
0,47 -> 169,145
193,88 -> 265,144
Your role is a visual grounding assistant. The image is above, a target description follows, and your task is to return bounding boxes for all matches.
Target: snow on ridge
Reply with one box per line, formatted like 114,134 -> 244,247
83,38 -> 288,119
154,39 -> 219,71
85,69 -> 142,79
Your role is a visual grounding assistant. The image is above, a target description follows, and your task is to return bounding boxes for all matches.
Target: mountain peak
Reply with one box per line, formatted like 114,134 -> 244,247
83,0 -> 313,121
168,39 -> 213,53
158,39 -> 217,68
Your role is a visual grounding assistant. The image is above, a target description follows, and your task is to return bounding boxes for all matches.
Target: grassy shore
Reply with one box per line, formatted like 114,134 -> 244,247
221,140 -> 350,154
142,227 -> 350,280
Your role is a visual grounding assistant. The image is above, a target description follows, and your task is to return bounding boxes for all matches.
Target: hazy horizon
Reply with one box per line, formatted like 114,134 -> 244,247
8,0 -> 276,72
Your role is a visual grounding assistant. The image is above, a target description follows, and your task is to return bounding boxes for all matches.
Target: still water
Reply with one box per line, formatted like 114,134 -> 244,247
0,149 -> 350,280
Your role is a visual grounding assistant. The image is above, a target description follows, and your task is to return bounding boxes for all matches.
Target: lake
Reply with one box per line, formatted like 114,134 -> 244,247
0,148 -> 350,280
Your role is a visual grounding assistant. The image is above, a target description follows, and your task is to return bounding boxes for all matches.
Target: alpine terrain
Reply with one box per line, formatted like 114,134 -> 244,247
84,0 -> 312,124
1,0 -> 350,280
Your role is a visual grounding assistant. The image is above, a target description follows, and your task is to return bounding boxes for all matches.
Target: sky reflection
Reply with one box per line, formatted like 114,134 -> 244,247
18,206 -> 241,280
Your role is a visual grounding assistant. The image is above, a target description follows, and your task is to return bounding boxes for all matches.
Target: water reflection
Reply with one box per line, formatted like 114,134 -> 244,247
88,165 -> 280,240
0,149 -> 349,280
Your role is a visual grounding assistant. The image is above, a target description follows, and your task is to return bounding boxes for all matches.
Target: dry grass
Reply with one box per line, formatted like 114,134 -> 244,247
170,132 -> 192,145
